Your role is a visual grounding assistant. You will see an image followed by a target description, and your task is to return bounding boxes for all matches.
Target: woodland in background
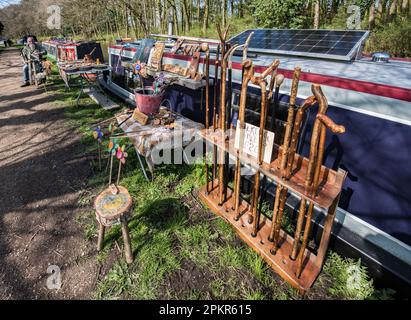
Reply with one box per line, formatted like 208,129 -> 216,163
0,0 -> 410,56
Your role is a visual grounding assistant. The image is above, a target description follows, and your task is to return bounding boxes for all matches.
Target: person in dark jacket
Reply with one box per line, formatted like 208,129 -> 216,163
21,37 -> 46,87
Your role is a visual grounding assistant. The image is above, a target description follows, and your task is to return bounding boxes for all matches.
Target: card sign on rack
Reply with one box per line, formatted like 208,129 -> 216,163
234,121 -> 275,164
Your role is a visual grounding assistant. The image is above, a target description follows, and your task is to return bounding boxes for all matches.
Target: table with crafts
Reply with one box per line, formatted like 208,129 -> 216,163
115,107 -> 204,181
57,61 -> 111,107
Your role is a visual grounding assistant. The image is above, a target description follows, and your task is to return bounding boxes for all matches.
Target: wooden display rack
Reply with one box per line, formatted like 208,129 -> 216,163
198,127 -> 347,293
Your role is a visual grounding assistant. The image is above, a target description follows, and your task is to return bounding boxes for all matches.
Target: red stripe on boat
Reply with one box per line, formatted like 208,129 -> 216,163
118,50 -> 411,102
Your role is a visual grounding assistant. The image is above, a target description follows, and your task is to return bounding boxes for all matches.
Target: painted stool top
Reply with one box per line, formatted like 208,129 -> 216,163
94,185 -> 132,221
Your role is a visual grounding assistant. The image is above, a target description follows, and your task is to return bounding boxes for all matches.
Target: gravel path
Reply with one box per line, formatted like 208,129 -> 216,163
0,48 -> 97,299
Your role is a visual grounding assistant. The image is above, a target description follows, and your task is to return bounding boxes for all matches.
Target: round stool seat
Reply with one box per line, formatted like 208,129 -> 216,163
94,185 -> 132,226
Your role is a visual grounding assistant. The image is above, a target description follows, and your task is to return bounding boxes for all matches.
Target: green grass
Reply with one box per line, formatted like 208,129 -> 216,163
42,55 -> 393,300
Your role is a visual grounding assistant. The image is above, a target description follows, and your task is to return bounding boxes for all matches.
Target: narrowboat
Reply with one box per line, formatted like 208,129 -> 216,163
42,39 -> 104,62
100,29 -> 411,292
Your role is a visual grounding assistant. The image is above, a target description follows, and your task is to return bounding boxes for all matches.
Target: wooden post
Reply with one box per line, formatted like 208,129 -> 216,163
121,219 -> 133,264
97,223 -> 105,251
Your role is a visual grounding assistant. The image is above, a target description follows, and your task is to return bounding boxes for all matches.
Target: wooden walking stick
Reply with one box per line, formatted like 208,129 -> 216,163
231,31 -> 254,211
223,44 -> 242,201
212,45 -> 220,132
249,60 -> 281,235
200,43 -> 211,194
285,95 -> 317,179
216,23 -> 231,205
271,96 -> 318,252
233,60 -> 255,220
289,84 -> 328,260
211,44 -> 221,190
258,73 -> 285,224
268,67 -> 301,250
269,74 -> 285,137
295,112 -> 345,278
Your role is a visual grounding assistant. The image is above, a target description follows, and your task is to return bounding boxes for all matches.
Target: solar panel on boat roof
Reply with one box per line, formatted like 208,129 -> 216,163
229,29 -> 369,61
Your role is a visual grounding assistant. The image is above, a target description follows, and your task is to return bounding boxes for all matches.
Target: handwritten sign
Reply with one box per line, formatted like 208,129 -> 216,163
234,121 -> 275,164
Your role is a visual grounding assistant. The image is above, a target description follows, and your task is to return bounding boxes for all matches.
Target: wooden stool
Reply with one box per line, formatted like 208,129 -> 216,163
94,185 -> 133,264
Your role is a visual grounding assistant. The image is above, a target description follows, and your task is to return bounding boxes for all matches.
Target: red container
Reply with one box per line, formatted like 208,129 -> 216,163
134,87 -> 164,114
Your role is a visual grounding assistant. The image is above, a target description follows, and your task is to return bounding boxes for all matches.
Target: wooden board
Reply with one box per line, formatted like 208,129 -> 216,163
85,88 -> 120,110
199,182 -> 321,294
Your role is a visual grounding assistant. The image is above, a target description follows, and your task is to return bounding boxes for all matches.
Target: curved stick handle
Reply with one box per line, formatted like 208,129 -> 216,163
261,59 -> 280,79
225,44 -> 242,69
268,73 -> 284,100
311,84 -> 328,114
316,114 -> 346,134
243,32 -> 254,61
199,43 -> 209,53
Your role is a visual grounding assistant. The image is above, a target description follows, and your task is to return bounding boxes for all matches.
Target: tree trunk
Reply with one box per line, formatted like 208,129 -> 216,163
377,0 -> 385,24
238,0 -> 243,18
369,1 -> 376,29
203,0 -> 209,35
313,0 -> 320,29
389,0 -> 398,20
401,0 -> 409,13
182,0 -> 190,33
197,0 -> 200,23
222,0 -> 227,28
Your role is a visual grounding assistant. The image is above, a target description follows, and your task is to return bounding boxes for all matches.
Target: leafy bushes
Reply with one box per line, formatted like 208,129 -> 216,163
251,0 -> 307,29
365,17 -> 411,57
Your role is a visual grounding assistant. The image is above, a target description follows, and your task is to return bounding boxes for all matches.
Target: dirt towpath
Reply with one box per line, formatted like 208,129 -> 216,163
0,48 -> 97,299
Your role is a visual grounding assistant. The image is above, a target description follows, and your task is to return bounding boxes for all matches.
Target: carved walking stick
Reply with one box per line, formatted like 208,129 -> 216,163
233,60 -> 254,220
216,23 -> 231,205
269,67 -> 301,251
269,74 -> 285,137
211,45 -> 221,190
200,43 -> 211,194
295,111 -> 345,278
231,31 -> 254,211
223,44 -> 242,201
247,60 -> 281,235
258,73 -> 285,218
289,84 -> 328,259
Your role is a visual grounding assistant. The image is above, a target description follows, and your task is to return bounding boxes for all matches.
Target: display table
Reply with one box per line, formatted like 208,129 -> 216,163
116,108 -> 204,181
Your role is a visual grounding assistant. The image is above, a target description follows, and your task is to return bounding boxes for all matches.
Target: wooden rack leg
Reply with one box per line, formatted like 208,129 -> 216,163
121,219 -> 133,264
315,194 -> 340,269
97,223 -> 105,251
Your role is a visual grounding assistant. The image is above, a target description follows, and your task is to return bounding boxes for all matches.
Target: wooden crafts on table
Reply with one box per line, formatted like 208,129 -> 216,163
149,43 -> 165,72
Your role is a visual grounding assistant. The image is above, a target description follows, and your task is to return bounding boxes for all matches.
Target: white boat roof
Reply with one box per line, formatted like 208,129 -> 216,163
238,54 -> 411,89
